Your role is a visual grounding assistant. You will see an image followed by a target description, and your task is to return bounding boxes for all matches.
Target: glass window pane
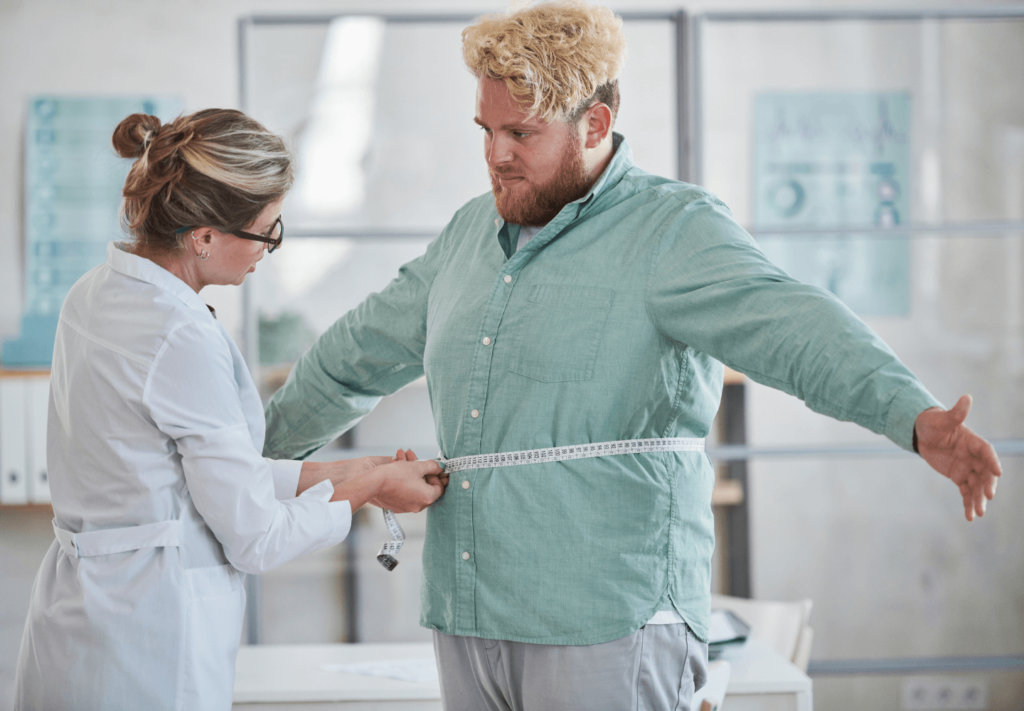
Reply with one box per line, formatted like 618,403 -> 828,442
701,19 -> 1024,225
246,18 -> 675,234
698,13 -> 1024,687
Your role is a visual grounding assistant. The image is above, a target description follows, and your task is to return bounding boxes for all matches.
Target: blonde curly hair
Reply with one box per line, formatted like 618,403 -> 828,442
462,1 -> 626,123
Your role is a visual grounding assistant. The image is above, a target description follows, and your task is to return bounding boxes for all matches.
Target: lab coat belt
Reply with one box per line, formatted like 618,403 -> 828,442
53,519 -> 181,558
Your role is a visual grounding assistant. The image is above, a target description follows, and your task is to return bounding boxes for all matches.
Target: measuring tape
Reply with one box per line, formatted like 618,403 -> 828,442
376,437 -> 705,571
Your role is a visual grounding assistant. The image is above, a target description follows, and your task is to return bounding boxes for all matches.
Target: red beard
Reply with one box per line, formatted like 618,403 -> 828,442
490,130 -> 592,227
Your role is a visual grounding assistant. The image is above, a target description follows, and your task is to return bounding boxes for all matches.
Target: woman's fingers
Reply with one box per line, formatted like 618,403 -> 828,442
376,459 -> 446,511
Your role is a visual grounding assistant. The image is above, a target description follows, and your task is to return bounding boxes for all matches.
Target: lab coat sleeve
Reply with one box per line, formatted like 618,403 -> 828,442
145,320 -> 351,574
263,229 -> 449,460
267,458 -> 302,500
646,193 -> 941,451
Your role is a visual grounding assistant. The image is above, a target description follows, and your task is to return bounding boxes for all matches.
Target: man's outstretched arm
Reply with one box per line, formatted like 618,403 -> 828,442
647,194 -> 1001,520
915,395 -> 1002,521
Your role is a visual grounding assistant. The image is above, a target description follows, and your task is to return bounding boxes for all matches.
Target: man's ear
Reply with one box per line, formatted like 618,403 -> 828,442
583,103 -> 613,149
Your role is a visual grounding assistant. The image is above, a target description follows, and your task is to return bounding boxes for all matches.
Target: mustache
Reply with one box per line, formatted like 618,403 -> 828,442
490,167 -> 524,179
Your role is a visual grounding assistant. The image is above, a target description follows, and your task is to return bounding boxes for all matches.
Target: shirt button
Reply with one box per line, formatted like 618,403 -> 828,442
462,551 -> 471,561
471,409 -> 480,418
482,336 -> 491,345
462,480 -> 470,489
503,275 -> 512,283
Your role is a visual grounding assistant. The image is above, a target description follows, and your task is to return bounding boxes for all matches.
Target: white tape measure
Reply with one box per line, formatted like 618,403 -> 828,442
376,437 -> 705,571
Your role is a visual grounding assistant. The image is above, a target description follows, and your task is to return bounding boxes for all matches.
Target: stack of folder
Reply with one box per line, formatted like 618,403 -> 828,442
0,374 -> 51,505
708,609 -> 751,660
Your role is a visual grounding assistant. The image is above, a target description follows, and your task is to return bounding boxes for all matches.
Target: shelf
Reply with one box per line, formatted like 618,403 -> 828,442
0,368 -> 49,378
712,479 -> 744,507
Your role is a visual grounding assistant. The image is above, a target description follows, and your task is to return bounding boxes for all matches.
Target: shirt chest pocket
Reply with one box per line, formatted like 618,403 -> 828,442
507,284 -> 616,383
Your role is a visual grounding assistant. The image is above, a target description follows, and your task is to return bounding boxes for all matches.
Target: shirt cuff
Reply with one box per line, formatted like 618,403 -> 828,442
298,480 -> 353,544
885,383 -> 943,452
323,500 -> 353,544
267,458 -> 304,500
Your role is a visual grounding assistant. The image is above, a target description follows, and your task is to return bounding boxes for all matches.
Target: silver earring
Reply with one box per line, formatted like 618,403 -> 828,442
191,231 -> 199,240
197,250 -> 209,261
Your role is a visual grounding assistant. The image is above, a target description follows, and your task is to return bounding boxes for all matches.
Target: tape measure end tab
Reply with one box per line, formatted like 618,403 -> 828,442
377,554 -> 400,571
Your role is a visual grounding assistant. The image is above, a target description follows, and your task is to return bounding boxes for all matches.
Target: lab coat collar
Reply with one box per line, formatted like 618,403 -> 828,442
106,241 -> 213,317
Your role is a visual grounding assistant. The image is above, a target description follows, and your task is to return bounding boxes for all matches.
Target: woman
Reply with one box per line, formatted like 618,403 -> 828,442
13,109 -> 445,711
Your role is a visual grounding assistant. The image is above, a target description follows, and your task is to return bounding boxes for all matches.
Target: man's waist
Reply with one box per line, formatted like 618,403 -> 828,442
440,437 -> 706,473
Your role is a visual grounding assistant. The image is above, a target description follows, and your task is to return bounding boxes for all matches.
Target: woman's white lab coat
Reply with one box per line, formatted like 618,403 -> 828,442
14,243 -> 351,711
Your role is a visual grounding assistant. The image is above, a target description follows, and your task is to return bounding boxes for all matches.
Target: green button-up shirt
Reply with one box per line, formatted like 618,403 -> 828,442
264,134 -> 940,644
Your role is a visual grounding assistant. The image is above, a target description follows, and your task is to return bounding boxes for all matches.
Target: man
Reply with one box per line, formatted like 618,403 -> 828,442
265,2 -> 1001,708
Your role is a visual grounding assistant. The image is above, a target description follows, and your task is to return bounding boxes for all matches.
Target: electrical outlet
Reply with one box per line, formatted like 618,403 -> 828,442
902,676 -> 988,710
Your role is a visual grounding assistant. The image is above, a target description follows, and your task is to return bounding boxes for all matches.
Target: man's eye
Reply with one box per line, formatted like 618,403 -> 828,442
479,126 -> 491,134
513,131 -> 530,138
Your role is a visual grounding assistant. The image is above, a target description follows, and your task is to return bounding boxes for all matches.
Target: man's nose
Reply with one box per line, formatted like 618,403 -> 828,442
486,134 -> 513,167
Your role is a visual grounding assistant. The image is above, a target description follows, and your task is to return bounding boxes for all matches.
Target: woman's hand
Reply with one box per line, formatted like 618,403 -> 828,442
391,449 -> 450,490
323,450 -> 446,513
296,455 -> 393,496
368,450 -> 447,513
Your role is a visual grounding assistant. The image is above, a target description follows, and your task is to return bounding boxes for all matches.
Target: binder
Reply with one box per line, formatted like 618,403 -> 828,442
27,377 -> 51,503
0,378 -> 29,504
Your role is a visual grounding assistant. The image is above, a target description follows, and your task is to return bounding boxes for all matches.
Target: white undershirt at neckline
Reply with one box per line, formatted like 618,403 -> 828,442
516,224 -> 544,252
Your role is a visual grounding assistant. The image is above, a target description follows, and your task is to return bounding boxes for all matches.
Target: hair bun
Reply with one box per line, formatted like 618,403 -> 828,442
112,113 -> 164,159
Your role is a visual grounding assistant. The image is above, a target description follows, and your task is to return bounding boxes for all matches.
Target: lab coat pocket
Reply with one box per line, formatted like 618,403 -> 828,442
182,564 -> 245,710
507,284 -> 615,383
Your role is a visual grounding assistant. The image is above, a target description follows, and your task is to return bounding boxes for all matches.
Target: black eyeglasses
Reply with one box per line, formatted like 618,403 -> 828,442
234,217 -> 284,253
175,217 -> 284,253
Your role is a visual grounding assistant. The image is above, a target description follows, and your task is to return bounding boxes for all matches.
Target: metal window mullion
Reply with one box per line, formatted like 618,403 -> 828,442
674,10 -> 691,183
701,7 -> 1024,23
809,654 -> 1024,675
692,14 -> 705,187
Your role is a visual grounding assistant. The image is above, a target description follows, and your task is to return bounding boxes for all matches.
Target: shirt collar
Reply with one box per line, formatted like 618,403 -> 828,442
576,132 -> 633,210
106,241 -> 213,316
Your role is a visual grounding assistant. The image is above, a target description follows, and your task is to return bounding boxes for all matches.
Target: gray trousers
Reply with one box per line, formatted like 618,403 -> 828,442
433,625 -> 708,711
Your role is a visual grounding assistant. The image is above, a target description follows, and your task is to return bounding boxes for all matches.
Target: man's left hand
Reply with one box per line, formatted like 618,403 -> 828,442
915,394 -> 1002,522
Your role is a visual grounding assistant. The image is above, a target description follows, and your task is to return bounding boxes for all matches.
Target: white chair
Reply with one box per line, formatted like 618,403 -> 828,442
690,660 -> 731,711
710,594 -> 814,672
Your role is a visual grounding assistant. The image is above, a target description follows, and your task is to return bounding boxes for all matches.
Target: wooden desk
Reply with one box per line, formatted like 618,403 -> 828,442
233,638 -> 812,710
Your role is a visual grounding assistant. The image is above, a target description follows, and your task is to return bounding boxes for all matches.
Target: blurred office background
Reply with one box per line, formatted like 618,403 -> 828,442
1,0 -> 1023,708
